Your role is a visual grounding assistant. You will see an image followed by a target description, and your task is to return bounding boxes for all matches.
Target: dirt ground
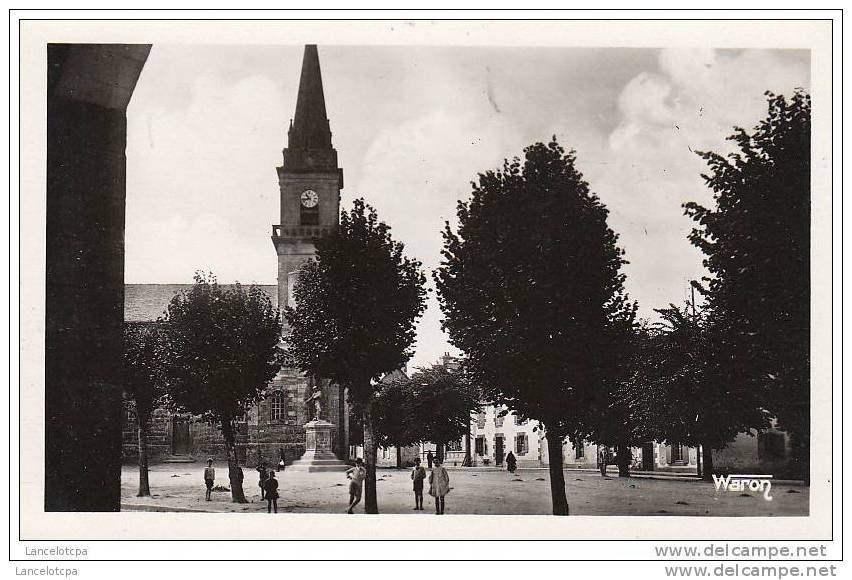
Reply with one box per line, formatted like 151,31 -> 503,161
121,462 -> 808,516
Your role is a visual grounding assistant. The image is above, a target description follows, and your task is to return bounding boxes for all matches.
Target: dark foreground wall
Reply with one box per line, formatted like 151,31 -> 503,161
45,44 -> 150,511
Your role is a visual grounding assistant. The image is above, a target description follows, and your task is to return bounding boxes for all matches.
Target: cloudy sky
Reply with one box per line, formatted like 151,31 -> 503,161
125,45 -> 809,368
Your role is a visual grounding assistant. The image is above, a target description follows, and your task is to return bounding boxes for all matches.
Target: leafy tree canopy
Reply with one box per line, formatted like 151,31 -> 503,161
161,272 -> 284,425
435,138 -> 636,437
123,322 -> 168,423
684,90 -> 810,444
284,198 -> 428,406
400,363 -> 482,448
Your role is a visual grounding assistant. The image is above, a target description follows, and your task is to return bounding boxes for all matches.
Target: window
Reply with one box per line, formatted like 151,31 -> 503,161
447,439 -> 462,452
476,412 -> 486,430
271,392 -> 284,421
671,443 -> 685,464
574,440 -> 585,460
495,413 -> 504,428
515,434 -> 528,455
475,436 -> 485,456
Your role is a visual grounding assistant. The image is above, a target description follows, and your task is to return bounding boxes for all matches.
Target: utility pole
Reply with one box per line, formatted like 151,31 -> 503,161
691,281 -> 702,479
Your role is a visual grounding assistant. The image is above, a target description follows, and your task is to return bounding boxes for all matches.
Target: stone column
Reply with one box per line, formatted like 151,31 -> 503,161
45,44 -> 150,511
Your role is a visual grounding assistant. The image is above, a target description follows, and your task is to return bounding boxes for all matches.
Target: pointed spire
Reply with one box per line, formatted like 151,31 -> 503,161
281,45 -> 339,173
289,45 -> 332,150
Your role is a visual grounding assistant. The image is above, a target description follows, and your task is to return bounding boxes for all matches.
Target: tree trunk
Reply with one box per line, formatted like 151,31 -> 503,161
337,383 -> 346,460
701,442 -> 714,482
463,432 -> 472,467
361,402 -> 379,514
696,444 -> 703,478
616,442 -> 631,478
790,429 -> 810,484
222,421 -> 248,503
396,445 -> 402,469
545,430 -> 569,515
436,442 -> 445,464
136,420 -> 151,497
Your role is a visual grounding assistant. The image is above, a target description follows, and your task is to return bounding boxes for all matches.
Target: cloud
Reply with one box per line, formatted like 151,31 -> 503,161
126,72 -> 287,284
601,48 -> 810,319
125,46 -> 809,365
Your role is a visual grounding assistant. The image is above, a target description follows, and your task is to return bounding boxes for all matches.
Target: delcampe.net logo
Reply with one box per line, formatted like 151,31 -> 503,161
712,474 -> 774,501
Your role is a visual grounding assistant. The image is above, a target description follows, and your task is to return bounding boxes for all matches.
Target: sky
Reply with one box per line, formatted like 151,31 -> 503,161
125,45 -> 809,369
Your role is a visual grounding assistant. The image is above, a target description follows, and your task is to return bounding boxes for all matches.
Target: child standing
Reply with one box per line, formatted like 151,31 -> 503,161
410,457 -> 426,510
256,461 -> 269,500
428,458 -> 450,515
264,470 -> 279,513
345,458 -> 366,514
203,458 -> 215,501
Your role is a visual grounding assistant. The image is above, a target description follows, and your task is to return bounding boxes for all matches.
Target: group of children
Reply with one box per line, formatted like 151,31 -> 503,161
344,455 -> 450,515
203,454 -> 452,515
203,457 -> 280,512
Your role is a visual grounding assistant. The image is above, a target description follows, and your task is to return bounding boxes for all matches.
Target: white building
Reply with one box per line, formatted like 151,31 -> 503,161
469,403 -> 701,473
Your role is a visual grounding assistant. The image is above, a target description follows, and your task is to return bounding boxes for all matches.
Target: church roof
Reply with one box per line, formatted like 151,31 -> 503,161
124,284 -> 278,322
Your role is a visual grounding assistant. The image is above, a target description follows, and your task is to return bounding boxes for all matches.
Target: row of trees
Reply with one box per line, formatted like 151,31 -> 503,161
623,89 -> 810,486
126,89 -> 810,516
431,89 -> 810,514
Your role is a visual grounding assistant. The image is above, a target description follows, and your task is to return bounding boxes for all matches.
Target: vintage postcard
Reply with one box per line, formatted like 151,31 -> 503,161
13,15 -> 837,562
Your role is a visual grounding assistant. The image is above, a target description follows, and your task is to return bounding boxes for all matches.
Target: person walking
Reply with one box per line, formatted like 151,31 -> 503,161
257,461 -> 269,500
345,458 -> 366,514
426,450 -> 434,469
264,470 -> 279,513
203,458 -> 215,501
410,457 -> 427,510
506,450 -> 517,474
428,458 -> 450,515
277,448 -> 287,472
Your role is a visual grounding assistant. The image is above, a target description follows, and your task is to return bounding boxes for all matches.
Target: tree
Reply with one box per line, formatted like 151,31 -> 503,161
284,199 -> 427,513
684,90 -> 811,480
161,273 -> 284,503
372,372 -> 417,468
436,138 -> 636,515
403,364 -> 482,462
581,313 -> 639,478
123,322 -> 168,497
621,304 -> 770,481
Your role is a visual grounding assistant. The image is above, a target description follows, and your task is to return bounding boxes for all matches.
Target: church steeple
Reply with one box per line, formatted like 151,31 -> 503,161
289,45 -> 332,150
281,45 -> 339,174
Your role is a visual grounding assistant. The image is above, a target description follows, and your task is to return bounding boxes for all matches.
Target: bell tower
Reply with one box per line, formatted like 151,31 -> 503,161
269,45 -> 349,465
272,44 -> 343,310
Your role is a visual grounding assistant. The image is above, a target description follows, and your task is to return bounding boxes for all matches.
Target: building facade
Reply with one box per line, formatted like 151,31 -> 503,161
468,403 -> 792,476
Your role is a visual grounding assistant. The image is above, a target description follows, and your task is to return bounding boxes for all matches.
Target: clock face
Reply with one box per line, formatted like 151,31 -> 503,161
300,190 -> 319,208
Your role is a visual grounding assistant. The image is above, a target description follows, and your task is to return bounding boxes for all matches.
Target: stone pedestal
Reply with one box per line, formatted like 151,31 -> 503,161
288,419 -> 347,472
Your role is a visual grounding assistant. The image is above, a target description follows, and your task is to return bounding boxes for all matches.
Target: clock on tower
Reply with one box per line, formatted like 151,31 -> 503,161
271,44 -> 343,311
300,189 -> 319,225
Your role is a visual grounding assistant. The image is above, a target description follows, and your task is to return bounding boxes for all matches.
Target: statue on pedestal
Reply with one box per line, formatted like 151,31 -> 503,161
306,378 -> 325,421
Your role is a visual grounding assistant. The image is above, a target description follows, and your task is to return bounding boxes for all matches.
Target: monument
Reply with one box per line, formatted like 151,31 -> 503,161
287,386 -> 346,472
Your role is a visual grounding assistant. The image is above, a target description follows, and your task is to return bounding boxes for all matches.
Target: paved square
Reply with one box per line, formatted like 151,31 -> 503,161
122,462 -> 808,516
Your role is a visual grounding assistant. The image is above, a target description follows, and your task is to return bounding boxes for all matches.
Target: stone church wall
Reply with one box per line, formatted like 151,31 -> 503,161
120,367 -> 348,467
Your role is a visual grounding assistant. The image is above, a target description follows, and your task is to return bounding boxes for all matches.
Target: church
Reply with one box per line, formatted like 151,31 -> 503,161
122,45 -> 350,467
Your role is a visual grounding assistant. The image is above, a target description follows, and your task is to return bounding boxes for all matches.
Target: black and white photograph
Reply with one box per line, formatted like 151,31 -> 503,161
13,13 -> 839,568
